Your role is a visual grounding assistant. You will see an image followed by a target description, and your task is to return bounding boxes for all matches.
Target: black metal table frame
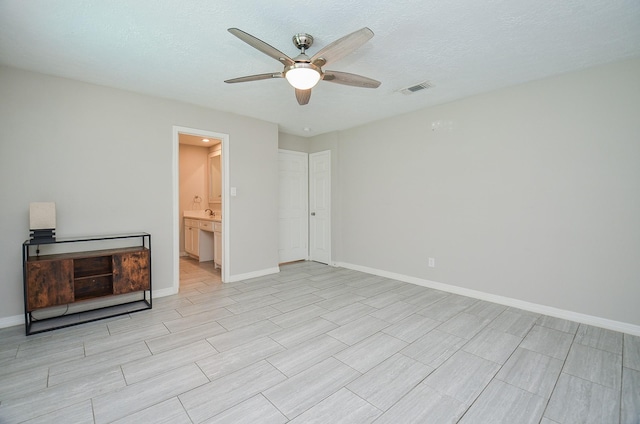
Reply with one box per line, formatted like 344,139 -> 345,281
22,232 -> 152,335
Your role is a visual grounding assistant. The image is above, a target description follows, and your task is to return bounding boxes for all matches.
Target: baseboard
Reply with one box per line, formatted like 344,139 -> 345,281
0,314 -> 23,330
336,261 -> 640,337
226,266 -> 281,283
153,286 -> 178,298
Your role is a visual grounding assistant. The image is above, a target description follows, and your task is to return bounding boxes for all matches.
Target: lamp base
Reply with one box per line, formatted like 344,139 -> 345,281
30,229 -> 56,243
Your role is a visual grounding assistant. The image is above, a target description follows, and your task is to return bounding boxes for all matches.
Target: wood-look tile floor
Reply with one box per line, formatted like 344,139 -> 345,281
1,258 -> 638,423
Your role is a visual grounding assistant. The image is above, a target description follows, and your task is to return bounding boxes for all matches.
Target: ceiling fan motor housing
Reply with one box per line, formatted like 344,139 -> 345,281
292,33 -> 314,51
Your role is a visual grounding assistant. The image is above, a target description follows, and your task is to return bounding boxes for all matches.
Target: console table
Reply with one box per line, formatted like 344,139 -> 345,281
22,233 -> 152,335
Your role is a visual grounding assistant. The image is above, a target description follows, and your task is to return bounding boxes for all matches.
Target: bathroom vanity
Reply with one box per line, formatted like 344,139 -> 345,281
184,211 -> 222,269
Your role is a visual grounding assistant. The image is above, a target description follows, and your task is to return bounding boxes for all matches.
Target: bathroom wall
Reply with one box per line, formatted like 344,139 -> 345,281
178,143 -> 209,254
179,144 -> 209,211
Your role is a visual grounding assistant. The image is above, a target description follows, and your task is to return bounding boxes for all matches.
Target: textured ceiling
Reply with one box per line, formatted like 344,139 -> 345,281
1,0 -> 639,137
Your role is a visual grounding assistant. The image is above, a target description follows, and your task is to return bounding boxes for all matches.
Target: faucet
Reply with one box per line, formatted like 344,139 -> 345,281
204,208 -> 213,216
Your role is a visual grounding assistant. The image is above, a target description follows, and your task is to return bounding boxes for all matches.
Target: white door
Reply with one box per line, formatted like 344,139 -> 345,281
278,150 -> 309,263
309,151 -> 331,264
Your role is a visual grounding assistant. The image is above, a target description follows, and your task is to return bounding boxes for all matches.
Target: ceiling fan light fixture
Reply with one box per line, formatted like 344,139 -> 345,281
285,66 -> 321,90
225,27 -> 380,105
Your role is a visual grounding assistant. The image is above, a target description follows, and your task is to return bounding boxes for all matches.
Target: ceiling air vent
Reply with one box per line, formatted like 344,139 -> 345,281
400,81 -> 434,95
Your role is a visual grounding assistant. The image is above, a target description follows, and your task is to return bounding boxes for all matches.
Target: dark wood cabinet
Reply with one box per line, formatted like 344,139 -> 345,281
113,250 -> 151,294
26,259 -> 74,310
23,233 -> 151,335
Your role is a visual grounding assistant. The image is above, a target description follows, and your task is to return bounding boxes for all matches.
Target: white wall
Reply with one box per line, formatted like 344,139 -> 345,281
331,58 -> 640,327
278,132 -> 309,153
0,65 -> 279,325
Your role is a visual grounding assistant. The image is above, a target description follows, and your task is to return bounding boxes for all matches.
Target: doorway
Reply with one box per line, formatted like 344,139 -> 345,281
173,126 -> 230,292
278,149 -> 331,265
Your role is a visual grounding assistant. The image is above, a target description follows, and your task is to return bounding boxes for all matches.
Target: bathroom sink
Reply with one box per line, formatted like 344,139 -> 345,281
183,210 -> 221,221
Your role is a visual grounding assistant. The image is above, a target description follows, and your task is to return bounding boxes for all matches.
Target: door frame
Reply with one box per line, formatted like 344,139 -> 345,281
172,126 -> 230,290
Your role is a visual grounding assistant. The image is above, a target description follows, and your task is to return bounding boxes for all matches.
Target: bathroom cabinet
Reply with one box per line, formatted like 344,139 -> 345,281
22,233 -> 151,335
184,218 -> 214,262
184,219 -> 199,257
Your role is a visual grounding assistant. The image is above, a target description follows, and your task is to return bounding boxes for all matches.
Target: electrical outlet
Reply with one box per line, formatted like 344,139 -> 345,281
428,257 -> 435,268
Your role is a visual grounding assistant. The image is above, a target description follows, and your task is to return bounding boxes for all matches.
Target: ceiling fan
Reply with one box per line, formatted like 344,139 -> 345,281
224,27 -> 381,105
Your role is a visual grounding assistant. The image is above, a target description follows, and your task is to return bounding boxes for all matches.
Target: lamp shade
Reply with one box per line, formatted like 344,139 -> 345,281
29,202 -> 56,230
285,67 -> 321,90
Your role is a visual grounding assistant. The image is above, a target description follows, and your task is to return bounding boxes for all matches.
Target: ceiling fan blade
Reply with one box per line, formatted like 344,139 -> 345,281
295,89 -> 311,105
224,73 -> 283,83
322,70 -> 381,88
228,28 -> 294,66
310,27 -> 374,67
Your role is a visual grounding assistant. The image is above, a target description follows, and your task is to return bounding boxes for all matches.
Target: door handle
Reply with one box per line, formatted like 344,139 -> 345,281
310,212 -> 316,216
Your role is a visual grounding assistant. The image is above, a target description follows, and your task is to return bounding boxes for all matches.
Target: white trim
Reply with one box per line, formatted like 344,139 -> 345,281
0,314 -> 23,329
153,287 -> 178,298
226,267 -> 280,283
335,261 -> 640,337
172,126 -> 230,288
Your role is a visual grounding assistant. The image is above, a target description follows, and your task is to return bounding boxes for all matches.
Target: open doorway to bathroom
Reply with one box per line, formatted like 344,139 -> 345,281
173,126 -> 230,292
